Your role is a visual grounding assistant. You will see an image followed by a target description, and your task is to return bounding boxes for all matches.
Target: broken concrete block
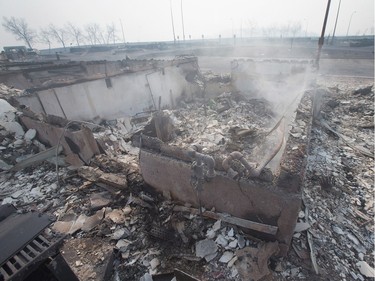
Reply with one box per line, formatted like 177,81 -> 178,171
90,192 -> 112,210
0,121 -> 24,138
53,209 -> 104,234
20,116 -> 100,166
228,240 -> 238,248
53,220 -> 75,234
111,228 -> 130,240
24,128 -> 37,141
0,99 -> 16,119
219,251 -> 234,263
81,209 -> 105,232
150,257 -> 160,270
215,234 -> 228,247
68,215 -> 87,234
206,228 -> 216,239
212,220 -> 221,232
195,239 -> 218,262
116,239 -> 131,252
357,261 -> 375,278
237,235 -> 246,249
13,139 -> 24,148
294,222 -> 310,232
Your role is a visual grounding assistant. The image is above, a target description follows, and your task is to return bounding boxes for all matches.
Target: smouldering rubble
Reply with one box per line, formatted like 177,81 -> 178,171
0,78 -> 374,281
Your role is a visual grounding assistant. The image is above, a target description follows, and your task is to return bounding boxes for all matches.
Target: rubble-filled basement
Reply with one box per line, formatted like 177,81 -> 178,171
0,56 -> 373,281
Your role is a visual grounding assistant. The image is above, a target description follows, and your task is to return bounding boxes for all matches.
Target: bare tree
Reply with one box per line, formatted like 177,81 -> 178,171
98,28 -> 106,45
85,23 -> 102,45
49,24 -> 68,49
39,28 -> 53,52
2,17 -> 36,48
66,22 -> 83,46
106,23 -> 118,44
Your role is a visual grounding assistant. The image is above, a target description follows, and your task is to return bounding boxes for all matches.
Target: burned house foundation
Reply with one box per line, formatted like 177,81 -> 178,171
138,88 -> 313,256
2,57 -> 324,278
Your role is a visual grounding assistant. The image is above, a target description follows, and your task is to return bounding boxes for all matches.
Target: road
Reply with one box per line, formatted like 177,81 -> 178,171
62,41 -> 374,78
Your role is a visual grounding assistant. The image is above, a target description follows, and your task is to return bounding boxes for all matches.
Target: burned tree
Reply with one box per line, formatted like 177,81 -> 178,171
106,23 -> 117,44
2,17 -> 36,49
85,23 -> 103,45
39,28 -> 53,52
48,24 -> 68,49
66,22 -> 83,46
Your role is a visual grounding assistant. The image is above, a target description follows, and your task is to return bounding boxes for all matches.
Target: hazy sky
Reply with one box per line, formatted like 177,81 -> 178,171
0,0 -> 373,49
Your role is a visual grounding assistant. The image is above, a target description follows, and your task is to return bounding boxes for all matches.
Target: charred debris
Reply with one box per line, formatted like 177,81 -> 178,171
0,57 -> 373,281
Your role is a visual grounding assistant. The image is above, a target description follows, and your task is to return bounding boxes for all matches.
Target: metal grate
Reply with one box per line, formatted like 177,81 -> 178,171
0,232 -> 60,281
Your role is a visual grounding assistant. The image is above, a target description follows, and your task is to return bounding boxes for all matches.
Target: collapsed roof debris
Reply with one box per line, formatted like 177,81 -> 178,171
0,52 -> 373,281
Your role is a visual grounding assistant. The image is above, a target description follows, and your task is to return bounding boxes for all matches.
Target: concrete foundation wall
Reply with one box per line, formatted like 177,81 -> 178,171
140,149 -> 301,255
17,61 -> 199,121
231,59 -> 312,113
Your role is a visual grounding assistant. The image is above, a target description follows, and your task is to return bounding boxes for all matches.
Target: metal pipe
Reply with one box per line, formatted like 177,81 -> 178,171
251,120 -> 285,177
222,151 -> 256,179
222,119 -> 285,179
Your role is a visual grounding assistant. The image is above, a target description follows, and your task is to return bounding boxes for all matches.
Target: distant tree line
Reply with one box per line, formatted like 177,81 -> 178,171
2,16 -> 121,50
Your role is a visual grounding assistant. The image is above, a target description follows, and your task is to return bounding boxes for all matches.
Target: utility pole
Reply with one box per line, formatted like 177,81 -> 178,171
119,19 -> 126,44
170,0 -> 176,44
316,0 -> 331,69
331,0 -> 341,45
181,0 -> 186,41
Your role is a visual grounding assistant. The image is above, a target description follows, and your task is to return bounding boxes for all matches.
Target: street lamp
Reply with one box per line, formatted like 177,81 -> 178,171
346,11 -> 356,36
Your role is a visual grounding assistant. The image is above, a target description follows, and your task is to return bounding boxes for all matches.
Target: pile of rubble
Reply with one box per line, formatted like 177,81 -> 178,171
273,79 -> 374,281
297,79 -> 374,281
170,92 -> 274,156
0,79 -> 374,281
